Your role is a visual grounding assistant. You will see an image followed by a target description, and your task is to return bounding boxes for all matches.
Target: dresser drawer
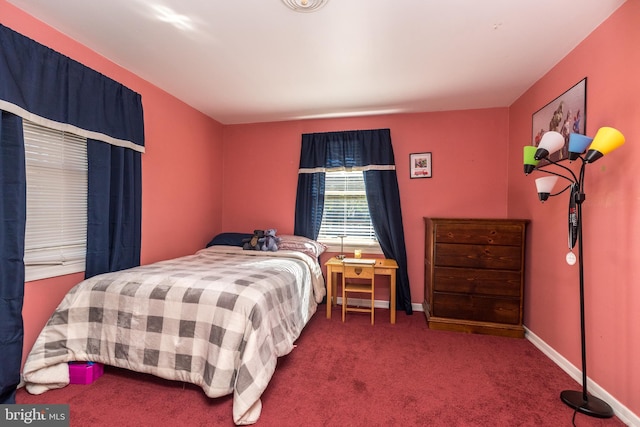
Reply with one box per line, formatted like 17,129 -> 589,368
434,222 -> 524,246
433,266 -> 521,296
432,293 -> 521,324
434,243 -> 522,270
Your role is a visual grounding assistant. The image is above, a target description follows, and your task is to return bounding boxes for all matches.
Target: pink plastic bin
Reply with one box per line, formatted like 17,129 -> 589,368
68,362 -> 104,384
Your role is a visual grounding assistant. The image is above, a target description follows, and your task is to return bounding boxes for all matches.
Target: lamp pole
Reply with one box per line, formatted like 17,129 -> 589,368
558,166 -> 613,418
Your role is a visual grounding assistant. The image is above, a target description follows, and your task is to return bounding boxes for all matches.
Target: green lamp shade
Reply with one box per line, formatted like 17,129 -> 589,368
523,146 -> 539,174
585,127 -> 625,163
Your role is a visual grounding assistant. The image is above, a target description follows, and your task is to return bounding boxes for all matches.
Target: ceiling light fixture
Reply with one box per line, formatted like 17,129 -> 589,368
281,0 -> 329,13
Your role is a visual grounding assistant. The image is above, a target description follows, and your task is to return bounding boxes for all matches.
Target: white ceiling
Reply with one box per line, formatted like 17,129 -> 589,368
7,0 -> 626,125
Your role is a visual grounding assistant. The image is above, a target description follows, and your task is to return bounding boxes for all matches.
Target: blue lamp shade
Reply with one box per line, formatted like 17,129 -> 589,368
568,133 -> 593,161
535,176 -> 558,202
535,131 -> 565,160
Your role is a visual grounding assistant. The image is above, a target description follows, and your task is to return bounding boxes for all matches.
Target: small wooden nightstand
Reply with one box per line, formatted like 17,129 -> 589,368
324,257 -> 398,324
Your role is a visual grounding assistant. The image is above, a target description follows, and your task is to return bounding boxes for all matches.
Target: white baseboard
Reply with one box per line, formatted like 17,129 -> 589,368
525,326 -> 639,426
336,297 -> 424,313
411,301 -> 425,312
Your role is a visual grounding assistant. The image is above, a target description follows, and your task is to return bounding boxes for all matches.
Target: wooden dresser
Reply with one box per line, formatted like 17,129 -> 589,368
423,218 -> 529,338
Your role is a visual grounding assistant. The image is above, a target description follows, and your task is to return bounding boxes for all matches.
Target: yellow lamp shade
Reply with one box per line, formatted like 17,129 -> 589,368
585,127 -> 625,163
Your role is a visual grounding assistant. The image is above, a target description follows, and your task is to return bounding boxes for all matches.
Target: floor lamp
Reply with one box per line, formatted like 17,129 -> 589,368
523,127 -> 625,418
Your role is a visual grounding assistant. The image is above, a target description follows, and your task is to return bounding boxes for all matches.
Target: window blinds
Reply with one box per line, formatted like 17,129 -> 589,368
318,170 -> 376,240
23,119 -> 87,279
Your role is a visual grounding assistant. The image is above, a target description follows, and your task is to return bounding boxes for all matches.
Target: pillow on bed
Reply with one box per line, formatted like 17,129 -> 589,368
277,235 -> 328,258
206,232 -> 253,248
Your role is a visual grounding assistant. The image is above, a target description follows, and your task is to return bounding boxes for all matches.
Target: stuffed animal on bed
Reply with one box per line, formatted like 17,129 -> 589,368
260,228 -> 281,252
242,229 -> 264,250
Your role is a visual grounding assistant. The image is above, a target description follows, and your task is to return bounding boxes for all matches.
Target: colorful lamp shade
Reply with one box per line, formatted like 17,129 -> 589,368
534,175 -> 559,202
523,146 -> 539,174
568,133 -> 593,161
585,127 -> 625,163
535,131 -> 565,160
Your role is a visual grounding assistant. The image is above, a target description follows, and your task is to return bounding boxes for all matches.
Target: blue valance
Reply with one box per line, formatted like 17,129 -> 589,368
0,24 -> 144,151
299,129 -> 396,169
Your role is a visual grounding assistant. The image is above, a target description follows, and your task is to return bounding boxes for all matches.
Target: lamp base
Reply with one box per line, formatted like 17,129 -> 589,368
560,390 -> 614,418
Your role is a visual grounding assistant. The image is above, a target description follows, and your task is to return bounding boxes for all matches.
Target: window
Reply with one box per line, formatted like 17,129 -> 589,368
23,119 -> 88,281
317,170 -> 381,253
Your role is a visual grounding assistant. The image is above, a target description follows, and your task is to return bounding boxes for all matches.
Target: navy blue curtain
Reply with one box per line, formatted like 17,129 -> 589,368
0,24 -> 144,399
0,111 -> 25,404
85,140 -> 142,278
293,145 -> 326,239
293,129 -> 412,314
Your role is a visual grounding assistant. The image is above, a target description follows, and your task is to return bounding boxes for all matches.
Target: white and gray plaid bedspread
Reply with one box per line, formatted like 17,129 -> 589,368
22,246 -> 326,425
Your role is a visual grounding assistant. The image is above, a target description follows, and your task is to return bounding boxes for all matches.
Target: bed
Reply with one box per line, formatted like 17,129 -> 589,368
22,235 -> 327,425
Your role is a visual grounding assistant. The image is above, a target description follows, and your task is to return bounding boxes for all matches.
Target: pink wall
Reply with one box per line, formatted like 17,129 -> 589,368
4,0 -> 637,419
222,109 -> 511,306
0,1 -> 225,366
508,0 -> 639,417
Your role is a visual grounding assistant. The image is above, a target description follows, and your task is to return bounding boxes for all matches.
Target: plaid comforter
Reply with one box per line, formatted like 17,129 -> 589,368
22,246 -> 325,425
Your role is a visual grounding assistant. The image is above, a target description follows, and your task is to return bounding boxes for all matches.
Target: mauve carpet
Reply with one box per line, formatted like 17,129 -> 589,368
17,306 -> 627,426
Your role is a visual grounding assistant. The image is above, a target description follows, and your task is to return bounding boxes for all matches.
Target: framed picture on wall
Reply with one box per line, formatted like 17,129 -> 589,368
531,77 -> 587,163
410,152 -> 432,179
